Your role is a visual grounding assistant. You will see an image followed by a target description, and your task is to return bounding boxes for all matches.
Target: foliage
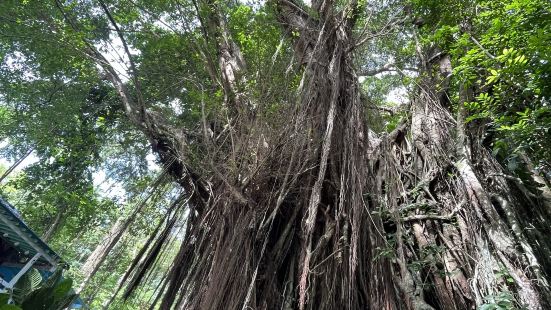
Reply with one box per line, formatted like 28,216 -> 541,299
420,0 -> 551,171
479,292 -> 515,310
0,269 -> 77,310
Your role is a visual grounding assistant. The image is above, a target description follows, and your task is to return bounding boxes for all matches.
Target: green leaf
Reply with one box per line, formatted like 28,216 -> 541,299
12,268 -> 43,305
0,294 -> 9,305
479,303 -> 495,310
0,305 -> 23,310
52,278 -> 72,302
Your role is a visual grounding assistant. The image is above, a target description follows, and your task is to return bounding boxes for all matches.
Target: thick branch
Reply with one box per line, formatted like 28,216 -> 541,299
55,0 -> 210,210
353,10 -> 409,49
273,0 -> 314,32
191,0 -> 250,115
402,213 -> 455,222
358,63 -> 418,76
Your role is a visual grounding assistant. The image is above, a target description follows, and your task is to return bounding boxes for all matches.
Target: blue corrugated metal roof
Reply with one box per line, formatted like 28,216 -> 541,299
0,196 -> 63,266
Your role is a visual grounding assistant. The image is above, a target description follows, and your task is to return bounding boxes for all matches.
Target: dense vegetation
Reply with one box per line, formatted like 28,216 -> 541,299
1,0 -> 550,309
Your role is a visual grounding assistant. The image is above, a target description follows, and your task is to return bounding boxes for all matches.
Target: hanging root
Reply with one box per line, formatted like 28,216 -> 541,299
368,73 -> 551,309
113,2 -> 551,309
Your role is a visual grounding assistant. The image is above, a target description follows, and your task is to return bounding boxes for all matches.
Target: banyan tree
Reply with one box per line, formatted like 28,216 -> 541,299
2,0 -> 551,309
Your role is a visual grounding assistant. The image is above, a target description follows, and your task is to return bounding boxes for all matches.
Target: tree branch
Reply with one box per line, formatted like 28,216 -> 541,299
54,0 -> 210,211
402,213 -> 454,222
272,0 -> 317,38
358,63 -> 418,77
470,35 -> 496,60
98,0 -> 149,119
353,9 -> 408,49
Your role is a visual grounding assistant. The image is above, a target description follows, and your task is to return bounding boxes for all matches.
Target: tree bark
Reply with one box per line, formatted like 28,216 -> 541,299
77,182 -> 163,294
368,47 -> 551,309
41,203 -> 67,242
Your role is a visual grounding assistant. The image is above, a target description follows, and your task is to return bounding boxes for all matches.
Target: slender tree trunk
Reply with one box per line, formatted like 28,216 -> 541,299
0,147 -> 34,184
77,186 -> 161,293
78,216 -> 127,293
42,204 -> 66,242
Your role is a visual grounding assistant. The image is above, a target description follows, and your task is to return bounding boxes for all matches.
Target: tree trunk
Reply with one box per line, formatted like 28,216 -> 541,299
140,2 -> 399,309
41,204 -> 66,242
78,216 -> 127,293
368,50 -> 551,309
77,184 -> 162,293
